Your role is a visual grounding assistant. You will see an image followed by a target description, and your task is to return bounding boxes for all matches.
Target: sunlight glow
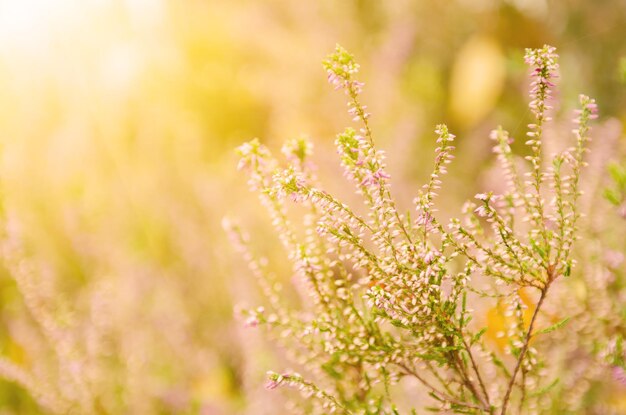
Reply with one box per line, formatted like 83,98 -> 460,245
0,0 -> 95,53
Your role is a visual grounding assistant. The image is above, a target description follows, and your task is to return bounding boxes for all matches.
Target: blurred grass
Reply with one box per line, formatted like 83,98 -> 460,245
0,0 -> 623,413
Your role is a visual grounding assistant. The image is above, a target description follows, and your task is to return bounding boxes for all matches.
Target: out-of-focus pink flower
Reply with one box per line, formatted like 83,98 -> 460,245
605,250 -> 625,269
613,366 -> 626,387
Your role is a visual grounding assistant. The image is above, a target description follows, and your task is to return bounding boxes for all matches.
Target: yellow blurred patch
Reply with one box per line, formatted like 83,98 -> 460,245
192,365 -> 235,402
449,36 -> 505,128
485,288 -> 535,351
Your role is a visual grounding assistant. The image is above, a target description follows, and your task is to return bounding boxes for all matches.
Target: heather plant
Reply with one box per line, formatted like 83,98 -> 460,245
0,223 -> 227,414
227,44 -> 621,414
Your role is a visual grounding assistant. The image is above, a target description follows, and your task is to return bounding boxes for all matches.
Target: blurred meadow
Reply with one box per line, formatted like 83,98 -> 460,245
0,0 -> 624,413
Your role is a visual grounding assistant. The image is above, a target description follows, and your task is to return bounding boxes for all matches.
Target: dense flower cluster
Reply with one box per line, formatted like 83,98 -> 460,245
228,45 -> 620,414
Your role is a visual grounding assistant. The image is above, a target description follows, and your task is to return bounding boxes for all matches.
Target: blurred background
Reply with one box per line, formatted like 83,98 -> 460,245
0,0 -> 624,413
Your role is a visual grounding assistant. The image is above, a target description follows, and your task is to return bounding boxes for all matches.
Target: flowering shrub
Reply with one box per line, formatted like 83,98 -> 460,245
228,44 -> 625,414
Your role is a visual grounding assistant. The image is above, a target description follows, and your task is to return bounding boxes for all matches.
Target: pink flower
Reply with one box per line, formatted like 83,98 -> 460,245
265,378 -> 280,390
415,212 -> 434,231
605,250 -> 625,269
424,250 -> 439,265
619,202 -> 626,219
474,205 -> 489,217
373,168 -> 391,181
244,316 -> 259,328
613,366 -> 626,387
265,372 -> 287,390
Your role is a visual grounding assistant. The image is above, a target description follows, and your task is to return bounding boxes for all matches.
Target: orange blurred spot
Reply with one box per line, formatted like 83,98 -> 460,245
485,288 -> 537,351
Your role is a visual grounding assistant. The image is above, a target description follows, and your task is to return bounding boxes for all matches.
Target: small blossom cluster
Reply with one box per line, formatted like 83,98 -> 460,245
522,45 -> 559,255
525,45 -> 558,126
229,45 -> 606,415
323,45 -> 366,98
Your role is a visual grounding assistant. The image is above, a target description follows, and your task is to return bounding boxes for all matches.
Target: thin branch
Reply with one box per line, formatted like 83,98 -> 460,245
450,351 -> 491,412
460,333 -> 493,413
396,363 -> 484,412
500,284 -> 549,415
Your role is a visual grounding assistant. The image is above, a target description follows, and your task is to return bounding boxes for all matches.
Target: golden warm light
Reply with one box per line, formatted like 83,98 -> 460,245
0,1 -> 623,414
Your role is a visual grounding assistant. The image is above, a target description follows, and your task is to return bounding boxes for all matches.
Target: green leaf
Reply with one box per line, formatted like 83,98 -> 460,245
321,362 -> 343,380
604,188 -> 622,206
608,162 -> 626,186
536,317 -> 571,335
490,352 -> 511,377
471,327 -> 488,345
390,319 -> 408,329
564,261 -> 572,277
530,238 -> 547,260
530,377 -> 560,397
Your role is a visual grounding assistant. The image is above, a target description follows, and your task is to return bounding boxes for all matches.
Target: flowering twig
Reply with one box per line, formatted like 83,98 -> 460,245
231,44 -> 598,414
